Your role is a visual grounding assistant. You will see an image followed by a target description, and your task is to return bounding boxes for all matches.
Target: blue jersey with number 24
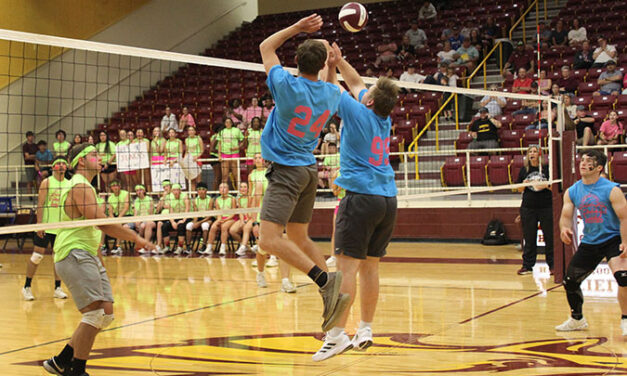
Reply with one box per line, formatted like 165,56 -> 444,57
335,90 -> 397,197
261,65 -> 341,166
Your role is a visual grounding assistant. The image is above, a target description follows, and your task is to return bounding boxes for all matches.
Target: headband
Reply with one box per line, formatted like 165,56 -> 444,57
162,181 -> 171,187
51,159 -> 68,169
135,184 -> 146,191
70,145 -> 96,168
172,183 -> 182,190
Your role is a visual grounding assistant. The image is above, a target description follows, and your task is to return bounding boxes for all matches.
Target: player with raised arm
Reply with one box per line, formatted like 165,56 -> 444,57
312,43 -> 399,361
557,149 -> 627,336
257,13 -> 349,332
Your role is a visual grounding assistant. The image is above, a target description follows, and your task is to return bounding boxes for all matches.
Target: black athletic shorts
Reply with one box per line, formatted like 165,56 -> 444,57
101,164 -> 116,174
571,236 -> 622,269
334,191 -> 397,260
162,219 -> 191,237
33,232 -> 56,248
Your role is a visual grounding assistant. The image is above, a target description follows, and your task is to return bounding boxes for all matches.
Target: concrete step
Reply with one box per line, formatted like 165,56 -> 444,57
423,129 -> 465,140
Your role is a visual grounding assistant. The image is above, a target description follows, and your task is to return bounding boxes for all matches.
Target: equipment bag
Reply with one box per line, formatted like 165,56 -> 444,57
482,219 -> 507,245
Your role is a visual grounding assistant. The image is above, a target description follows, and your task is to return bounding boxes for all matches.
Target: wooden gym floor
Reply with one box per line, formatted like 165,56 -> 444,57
0,241 -> 625,375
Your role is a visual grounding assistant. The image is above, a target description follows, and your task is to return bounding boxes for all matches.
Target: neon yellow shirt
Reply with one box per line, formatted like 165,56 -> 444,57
108,190 -> 132,216
246,129 -> 262,158
217,127 -> 243,155
43,175 -> 71,234
185,136 -> 202,157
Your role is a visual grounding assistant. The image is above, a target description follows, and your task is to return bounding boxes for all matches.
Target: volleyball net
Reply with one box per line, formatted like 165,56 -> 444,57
0,27 -> 566,236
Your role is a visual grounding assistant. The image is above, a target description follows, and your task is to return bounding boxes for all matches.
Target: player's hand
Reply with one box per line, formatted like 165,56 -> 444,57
514,215 -> 521,224
619,243 -> 627,258
560,228 -> 573,245
37,230 -> 45,238
295,14 -> 323,34
328,42 -> 342,67
136,236 -> 156,251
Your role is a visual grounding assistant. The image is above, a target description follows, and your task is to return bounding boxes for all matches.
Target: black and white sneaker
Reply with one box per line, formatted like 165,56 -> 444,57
312,332 -> 353,361
43,357 -> 69,375
351,327 -> 373,351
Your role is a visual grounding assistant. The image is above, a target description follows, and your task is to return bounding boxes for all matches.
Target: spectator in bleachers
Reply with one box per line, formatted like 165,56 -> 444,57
440,21 -> 454,42
550,83 -> 561,98
405,21 -> 427,50
557,65 -> 579,95
318,142 -> 339,189
261,97 -> 274,124
384,67 -> 397,80
217,118 -> 243,188
161,106 -> 178,133
563,93 -> 577,120
418,1 -> 437,20
479,84 -> 506,117
374,36 -> 397,68
594,60 -> 623,96
526,101 -> 557,130
451,39 -> 479,70
72,134 -> 82,146
245,116 -> 263,172
568,19 -> 587,47
597,110 -> 624,145
127,129 -> 135,143
206,182 -> 237,256
433,62 -> 448,83
538,69 -> 552,95
442,67 -> 460,120
460,20 -> 475,40
446,66 -> 459,87
321,121 -> 340,155
538,21 -> 552,45
178,106 -> 195,132
623,75 -> 627,95
468,29 -> 482,57
396,35 -> 416,62
400,65 -> 425,84
186,182 -> 214,254
503,42 -> 534,77
208,122 -> 222,190
437,41 -> 456,65
448,26 -> 464,50
227,98 -> 245,126
53,130 -> 70,157
468,107 -> 502,153
133,184 -> 155,255
150,126 -> 166,164
592,36 -> 617,68
512,68 -> 533,94
243,97 -> 263,130
573,105 -> 596,146
23,131 -> 37,197
96,131 -> 117,192
230,181 -> 253,256
165,128 -> 183,168
184,125 -> 204,190
574,40 -> 594,70
107,179 -> 133,255
87,134 -> 95,145
513,97 -> 539,116
35,140 -> 53,180
480,16 -> 499,51
550,19 -> 568,47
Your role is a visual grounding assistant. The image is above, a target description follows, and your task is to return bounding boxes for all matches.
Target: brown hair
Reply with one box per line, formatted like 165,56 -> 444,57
371,77 -> 399,117
296,40 -> 327,76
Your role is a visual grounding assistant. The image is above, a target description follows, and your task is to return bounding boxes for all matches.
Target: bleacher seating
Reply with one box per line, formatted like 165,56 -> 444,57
468,156 -> 489,186
441,156 -> 466,187
487,155 -> 512,185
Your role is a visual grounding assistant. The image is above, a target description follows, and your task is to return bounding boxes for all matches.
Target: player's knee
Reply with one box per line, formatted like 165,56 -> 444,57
614,271 -> 627,287
30,252 -> 44,265
563,275 -> 580,291
102,313 -> 114,329
201,222 -> 210,231
186,222 -> 194,231
81,308 -> 105,329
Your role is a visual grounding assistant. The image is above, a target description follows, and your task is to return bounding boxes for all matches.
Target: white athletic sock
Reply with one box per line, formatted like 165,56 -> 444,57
328,327 -> 344,338
282,277 -> 290,283
359,321 -> 372,329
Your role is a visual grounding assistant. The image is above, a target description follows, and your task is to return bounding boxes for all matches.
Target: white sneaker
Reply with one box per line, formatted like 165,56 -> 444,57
138,248 -> 148,255
110,247 -> 123,256
163,246 -> 172,254
251,244 -> 259,254
235,244 -> 248,257
219,244 -> 226,256
351,326 -> 373,351
555,317 -> 588,331
252,259 -> 258,267
622,319 -> 627,336
22,287 -> 34,301
174,246 -> 183,256
312,332 -> 353,362
267,255 -> 278,267
326,256 -> 337,267
183,248 -> 192,255
256,272 -> 267,288
199,244 -> 212,255
281,278 -> 296,293
151,246 -> 161,255
53,287 -> 68,299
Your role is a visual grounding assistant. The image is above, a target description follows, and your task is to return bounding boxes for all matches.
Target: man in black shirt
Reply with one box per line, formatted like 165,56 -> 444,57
23,131 -> 38,198
468,107 -> 502,154
573,40 -> 594,70
573,105 -> 596,146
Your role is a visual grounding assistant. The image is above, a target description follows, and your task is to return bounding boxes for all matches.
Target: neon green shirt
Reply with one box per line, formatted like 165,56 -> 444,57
194,196 -> 212,211
167,193 -> 187,213
150,137 -> 165,158
108,190 -> 132,216
53,141 -> 71,156
246,129 -> 262,158
217,127 -> 243,155
166,139 -> 181,159
323,154 -> 340,168
96,141 -> 116,165
134,196 -> 153,216
215,194 -> 235,220
185,136 -> 202,157
43,175 -> 71,234
249,168 -> 267,197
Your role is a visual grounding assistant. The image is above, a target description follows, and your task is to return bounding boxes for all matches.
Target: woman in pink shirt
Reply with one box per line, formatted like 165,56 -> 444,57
598,110 -> 624,145
178,106 -> 195,131
227,98 -> 245,126
242,97 -> 263,130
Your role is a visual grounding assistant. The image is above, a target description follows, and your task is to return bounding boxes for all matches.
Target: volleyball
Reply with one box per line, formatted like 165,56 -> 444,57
338,2 -> 368,33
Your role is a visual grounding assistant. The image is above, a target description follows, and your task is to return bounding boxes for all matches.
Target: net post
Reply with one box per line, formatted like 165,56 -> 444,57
553,129 -> 576,283
15,169 -> 20,208
454,93 -> 459,130
465,149 -> 471,203
403,157 -> 409,195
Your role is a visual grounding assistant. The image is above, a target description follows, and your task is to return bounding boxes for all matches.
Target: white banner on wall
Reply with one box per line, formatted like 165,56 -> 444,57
116,143 -> 149,172
150,163 -> 186,192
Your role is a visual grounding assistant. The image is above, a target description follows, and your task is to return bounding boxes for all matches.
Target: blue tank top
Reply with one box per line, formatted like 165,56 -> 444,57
568,177 -> 620,245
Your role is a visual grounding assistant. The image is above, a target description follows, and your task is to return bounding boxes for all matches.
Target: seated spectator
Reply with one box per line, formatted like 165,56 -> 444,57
384,67 -> 397,80
568,19 -> 587,46
35,140 -> 53,179
72,134 -> 83,146
550,83 -> 561,98
433,62 -> 448,84
318,143 -> 340,189
374,36 -> 397,68
206,183 -> 237,256
557,65 -> 579,95
479,85 -> 506,117
623,75 -> 627,95
440,21 -> 454,42
243,96 -> 263,130
396,35 -> 416,61
550,20 -> 568,47
53,130 -> 71,157
480,16 -> 499,50
573,105 -> 595,146
405,21 -> 427,50
538,70 -> 552,95
186,182 -> 214,254
573,40 -> 594,70
418,1 -> 437,20
594,60 -> 623,96
468,29 -> 482,56
563,94 -> 577,120
597,110 -> 624,145
592,36 -> 617,68
526,102 -> 557,130
513,98 -> 539,116
538,21 -> 552,44
227,98 -> 245,125
512,68 -> 533,94
437,41 -> 457,64
448,26 -> 464,50
161,106 -> 178,132
321,121 -> 340,155
460,20 -> 475,40
400,65 -> 426,86
178,106 -> 195,131
442,68 -> 460,119
503,42 -> 534,76
451,39 -> 479,70
468,107 -> 502,154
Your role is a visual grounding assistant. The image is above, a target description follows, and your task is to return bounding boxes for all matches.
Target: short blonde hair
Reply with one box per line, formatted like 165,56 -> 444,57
371,77 -> 399,117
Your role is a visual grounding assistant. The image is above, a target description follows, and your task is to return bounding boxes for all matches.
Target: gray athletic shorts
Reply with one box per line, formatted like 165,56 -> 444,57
25,165 -> 37,181
260,162 -> 318,225
55,249 -> 114,310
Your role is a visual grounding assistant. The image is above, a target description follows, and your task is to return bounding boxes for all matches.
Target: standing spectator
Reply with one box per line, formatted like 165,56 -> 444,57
96,131 -> 117,192
405,21 -> 427,50
35,140 -> 53,180
317,143 -> 340,189
480,16 -> 500,50
573,105 -> 596,146
227,98 -> 245,126
23,131 -> 38,197
563,94 -> 577,120
538,69 -> 552,95
52,130 -> 70,157
512,67 -> 533,94
374,36 -> 397,67
503,42 -> 534,76
261,97 -> 274,125
479,84 -> 506,117
448,26 -> 464,50
244,117 -> 263,172
178,106 -> 195,132
396,35 -> 416,62
437,41 -> 456,64
72,134 -> 82,146
592,36 -> 617,68
442,67 -> 459,120
208,122 -> 223,190
321,121 -> 340,155
184,125 -> 204,190
468,107 -> 502,153
399,65 -> 425,84
165,128 -> 183,168
451,38 -> 479,70
217,118 -> 244,188
550,20 -> 568,47
161,106 -> 177,132
418,1 -> 437,20
243,97 -> 263,129
574,40 -> 594,70
134,128 -> 151,190
594,60 -> 623,96
116,129 -> 132,190
87,134 -> 95,145
468,29 -> 482,55
597,110 -> 624,145
516,144 -> 553,275
557,65 -> 579,95
568,19 -> 587,46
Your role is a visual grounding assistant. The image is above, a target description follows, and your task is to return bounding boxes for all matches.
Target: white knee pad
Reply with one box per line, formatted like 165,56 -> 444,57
30,252 -> 44,265
101,313 -> 114,329
201,222 -> 210,231
81,308 -> 105,329
186,222 -> 194,231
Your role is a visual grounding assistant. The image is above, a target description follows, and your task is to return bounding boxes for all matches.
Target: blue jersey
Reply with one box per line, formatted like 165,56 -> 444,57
335,90 -> 397,197
261,65 -> 341,166
569,177 -> 620,245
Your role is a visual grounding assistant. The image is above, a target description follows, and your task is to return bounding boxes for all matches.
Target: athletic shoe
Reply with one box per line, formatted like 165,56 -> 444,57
138,248 -> 148,255
110,247 -> 123,256
251,259 -> 258,268
515,243 -> 522,251
281,278 -> 296,293
53,287 -> 68,299
555,317 -> 588,331
621,319 -> 627,336
174,246 -> 183,256
198,244 -> 212,255
251,244 -> 259,254
351,327 -> 373,351
183,248 -> 192,255
516,267 -> 532,275
151,246 -> 161,255
320,272 -> 351,332
100,245 -> 108,255
235,245 -> 248,257
326,256 -> 336,267
256,272 -> 268,288
219,244 -> 226,256
163,246 -> 172,254
43,356 -> 69,376
312,332 -> 353,362
267,255 -> 278,267
22,287 -> 35,301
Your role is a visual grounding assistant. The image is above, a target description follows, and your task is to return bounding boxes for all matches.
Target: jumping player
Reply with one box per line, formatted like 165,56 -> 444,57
258,13 -> 348,332
557,149 -> 627,336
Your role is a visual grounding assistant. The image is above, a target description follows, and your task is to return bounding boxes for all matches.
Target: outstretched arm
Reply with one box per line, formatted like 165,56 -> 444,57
259,14 -> 323,74
331,43 -> 367,99
559,189 -> 575,245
